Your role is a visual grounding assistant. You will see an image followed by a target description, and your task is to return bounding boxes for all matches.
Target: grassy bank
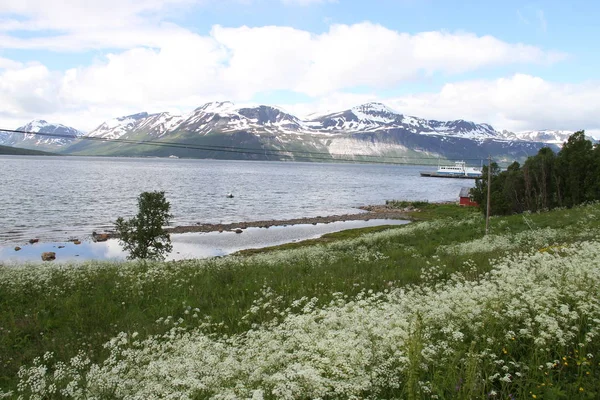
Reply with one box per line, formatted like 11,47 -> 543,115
1,203 -> 599,398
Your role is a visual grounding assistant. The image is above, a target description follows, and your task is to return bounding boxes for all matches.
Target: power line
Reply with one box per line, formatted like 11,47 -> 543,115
0,127 -> 488,166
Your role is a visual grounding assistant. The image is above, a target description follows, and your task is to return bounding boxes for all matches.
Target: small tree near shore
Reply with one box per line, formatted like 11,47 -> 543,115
115,191 -> 173,260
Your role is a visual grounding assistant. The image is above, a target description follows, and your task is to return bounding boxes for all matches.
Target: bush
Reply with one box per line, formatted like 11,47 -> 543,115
115,191 -> 173,260
385,200 -> 429,209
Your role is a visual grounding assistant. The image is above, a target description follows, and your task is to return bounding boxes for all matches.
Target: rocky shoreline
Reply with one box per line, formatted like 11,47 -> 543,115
167,204 -> 416,235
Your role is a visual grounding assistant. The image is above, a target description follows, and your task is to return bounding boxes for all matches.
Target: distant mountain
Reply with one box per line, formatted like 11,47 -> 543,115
501,129 -> 573,145
13,102 -> 578,163
0,120 -> 83,152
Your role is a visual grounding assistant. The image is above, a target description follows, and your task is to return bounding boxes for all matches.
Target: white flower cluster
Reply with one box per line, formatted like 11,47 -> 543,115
13,240 -> 600,399
437,225 -> 600,256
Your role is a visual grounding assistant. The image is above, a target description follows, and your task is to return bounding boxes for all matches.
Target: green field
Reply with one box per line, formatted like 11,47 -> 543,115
1,203 -> 599,399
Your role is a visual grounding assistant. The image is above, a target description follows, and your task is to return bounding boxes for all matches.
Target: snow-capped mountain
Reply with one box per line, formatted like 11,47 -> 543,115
12,101 -> 581,162
84,102 -> 309,141
165,102 -> 309,136
0,120 -> 83,152
501,130 -> 574,145
307,103 -> 498,140
79,101 -> 571,146
307,103 -> 405,132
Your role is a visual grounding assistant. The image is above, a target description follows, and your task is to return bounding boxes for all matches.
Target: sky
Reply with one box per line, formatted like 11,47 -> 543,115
0,0 -> 599,136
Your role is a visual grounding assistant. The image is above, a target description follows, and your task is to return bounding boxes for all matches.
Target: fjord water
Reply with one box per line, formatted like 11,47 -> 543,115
0,156 -> 474,245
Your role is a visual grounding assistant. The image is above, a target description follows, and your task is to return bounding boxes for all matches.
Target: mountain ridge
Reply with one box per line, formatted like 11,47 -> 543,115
0,102 -> 585,163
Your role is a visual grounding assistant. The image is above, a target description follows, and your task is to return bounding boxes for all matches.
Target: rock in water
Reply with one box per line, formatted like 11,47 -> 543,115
92,232 -> 109,242
14,246 -> 21,251
29,238 -> 39,244
41,252 -> 56,261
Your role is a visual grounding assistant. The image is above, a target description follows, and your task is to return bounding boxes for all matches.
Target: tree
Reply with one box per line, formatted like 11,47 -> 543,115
470,131 -> 600,217
556,131 -> 593,207
522,147 -> 557,211
470,162 -> 504,215
502,161 -> 526,214
115,191 -> 173,260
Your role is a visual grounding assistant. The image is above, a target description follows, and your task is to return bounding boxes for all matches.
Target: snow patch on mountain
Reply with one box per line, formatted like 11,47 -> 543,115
351,102 -> 399,124
195,101 -> 238,117
137,112 -> 185,137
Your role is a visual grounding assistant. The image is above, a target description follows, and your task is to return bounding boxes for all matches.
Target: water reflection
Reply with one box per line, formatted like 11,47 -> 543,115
0,219 -> 409,265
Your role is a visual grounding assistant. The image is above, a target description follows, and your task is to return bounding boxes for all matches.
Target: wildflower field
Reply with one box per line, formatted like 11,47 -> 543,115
1,203 -> 599,399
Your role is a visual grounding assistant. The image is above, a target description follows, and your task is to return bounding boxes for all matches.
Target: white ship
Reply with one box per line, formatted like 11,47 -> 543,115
420,161 -> 482,179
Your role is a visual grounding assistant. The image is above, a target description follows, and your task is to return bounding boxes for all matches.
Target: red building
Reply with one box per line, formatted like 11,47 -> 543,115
459,187 -> 478,207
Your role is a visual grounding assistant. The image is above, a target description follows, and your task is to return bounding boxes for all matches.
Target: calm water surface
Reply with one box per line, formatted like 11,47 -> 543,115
0,156 -> 474,246
0,219 -> 410,264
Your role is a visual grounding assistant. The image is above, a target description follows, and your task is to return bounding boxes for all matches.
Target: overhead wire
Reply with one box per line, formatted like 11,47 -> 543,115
0,127 -> 488,166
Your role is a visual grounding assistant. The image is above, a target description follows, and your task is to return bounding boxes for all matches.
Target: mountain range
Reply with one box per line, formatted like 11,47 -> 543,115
0,102 -> 578,164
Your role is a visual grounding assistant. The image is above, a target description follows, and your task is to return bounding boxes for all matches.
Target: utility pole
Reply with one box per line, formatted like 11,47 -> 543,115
485,155 -> 491,235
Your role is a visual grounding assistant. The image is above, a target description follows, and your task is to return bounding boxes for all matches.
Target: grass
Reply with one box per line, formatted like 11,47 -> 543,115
1,202 -> 600,398
235,224 -> 405,255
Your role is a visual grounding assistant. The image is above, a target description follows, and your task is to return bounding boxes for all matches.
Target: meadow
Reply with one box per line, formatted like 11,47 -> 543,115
1,202 -> 599,399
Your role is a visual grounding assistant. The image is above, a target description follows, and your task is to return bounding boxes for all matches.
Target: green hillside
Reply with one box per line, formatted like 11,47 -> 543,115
0,144 -> 57,156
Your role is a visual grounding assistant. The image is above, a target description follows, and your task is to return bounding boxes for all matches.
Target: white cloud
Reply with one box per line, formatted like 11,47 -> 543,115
0,63 -> 62,115
516,10 -> 529,25
0,57 -> 22,69
210,22 -> 564,97
387,74 -> 600,133
516,7 -> 548,33
537,10 -> 547,32
0,14 -> 570,132
277,74 -> 600,137
0,0 -> 197,31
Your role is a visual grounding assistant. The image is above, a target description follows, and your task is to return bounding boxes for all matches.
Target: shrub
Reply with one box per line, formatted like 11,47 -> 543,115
115,191 -> 173,260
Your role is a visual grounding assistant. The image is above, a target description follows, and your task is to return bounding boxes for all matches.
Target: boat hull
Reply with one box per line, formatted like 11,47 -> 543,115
420,172 -> 481,179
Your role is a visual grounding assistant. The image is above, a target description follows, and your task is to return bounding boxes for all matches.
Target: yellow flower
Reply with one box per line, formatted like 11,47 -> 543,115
502,348 -> 508,354
532,395 -> 537,399
579,387 -> 584,392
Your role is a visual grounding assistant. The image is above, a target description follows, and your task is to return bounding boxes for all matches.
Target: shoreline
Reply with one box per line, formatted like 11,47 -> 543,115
167,205 -> 414,235
3,203 -> 426,246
